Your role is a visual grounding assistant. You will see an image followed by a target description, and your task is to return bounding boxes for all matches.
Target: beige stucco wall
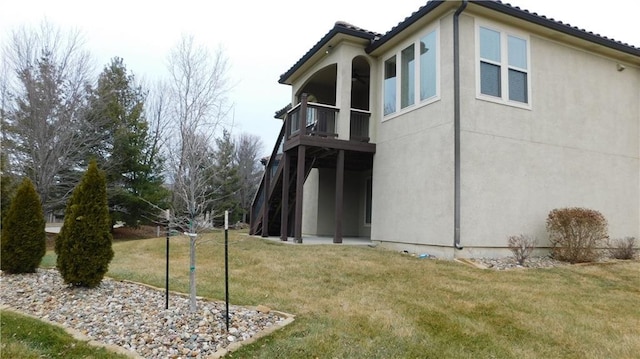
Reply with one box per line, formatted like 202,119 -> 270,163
457,13 -> 640,255
302,168 -> 319,235
304,168 -> 372,237
370,14 -> 457,257
369,10 -> 639,258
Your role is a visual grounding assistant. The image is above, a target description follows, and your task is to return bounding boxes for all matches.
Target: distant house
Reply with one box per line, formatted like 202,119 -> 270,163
250,0 -> 640,258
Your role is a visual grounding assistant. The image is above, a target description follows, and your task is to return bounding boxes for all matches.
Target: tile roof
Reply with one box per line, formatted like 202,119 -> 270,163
476,1 -> 639,53
280,0 -> 639,85
274,103 -> 292,119
368,0 -> 639,54
278,21 -> 380,84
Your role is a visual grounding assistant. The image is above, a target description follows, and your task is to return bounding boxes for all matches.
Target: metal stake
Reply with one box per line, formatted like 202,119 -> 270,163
224,210 -> 230,331
165,209 -> 170,310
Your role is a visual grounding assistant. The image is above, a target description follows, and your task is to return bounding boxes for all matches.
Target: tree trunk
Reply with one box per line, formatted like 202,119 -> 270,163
189,233 -> 197,312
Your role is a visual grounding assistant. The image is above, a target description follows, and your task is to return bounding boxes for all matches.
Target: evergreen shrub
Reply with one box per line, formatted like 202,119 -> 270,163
55,160 -> 114,288
0,178 -> 46,273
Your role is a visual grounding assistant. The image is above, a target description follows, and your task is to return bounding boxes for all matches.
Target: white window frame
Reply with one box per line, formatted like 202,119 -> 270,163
382,25 -> 440,121
475,21 -> 532,109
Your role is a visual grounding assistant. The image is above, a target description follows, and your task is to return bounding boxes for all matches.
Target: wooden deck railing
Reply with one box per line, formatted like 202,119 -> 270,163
350,109 -> 370,142
287,99 -> 339,139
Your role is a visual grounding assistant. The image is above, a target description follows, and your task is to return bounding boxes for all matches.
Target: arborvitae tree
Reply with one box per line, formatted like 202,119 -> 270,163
1,153 -> 18,227
55,160 -> 113,288
1,178 -> 46,273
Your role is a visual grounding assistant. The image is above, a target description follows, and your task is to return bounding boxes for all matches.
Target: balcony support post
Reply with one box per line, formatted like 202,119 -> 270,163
294,145 -> 306,243
334,149 -> 344,243
280,151 -> 290,241
261,162 -> 270,238
300,93 -> 307,136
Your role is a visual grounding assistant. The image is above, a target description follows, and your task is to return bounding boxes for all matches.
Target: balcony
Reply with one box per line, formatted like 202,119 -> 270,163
250,93 -> 376,241
285,100 -> 370,143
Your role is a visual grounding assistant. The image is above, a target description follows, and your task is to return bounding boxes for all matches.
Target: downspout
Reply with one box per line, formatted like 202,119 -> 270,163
453,0 -> 468,250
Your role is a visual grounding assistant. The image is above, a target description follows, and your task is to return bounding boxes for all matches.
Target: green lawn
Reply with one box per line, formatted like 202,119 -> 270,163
8,231 -> 640,358
0,310 -> 130,359
107,232 -> 640,359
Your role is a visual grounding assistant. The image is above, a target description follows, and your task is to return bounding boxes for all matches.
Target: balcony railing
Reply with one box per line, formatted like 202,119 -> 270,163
287,102 -> 338,139
350,109 -> 370,142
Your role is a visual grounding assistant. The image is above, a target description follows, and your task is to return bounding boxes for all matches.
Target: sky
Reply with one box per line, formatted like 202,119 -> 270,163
1,0 -> 638,156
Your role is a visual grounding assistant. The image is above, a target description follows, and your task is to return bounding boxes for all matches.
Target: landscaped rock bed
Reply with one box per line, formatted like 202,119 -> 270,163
469,256 -> 567,270
1,269 -> 291,358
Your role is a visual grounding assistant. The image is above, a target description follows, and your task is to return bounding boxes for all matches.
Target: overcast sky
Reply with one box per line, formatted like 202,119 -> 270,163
1,0 -> 638,156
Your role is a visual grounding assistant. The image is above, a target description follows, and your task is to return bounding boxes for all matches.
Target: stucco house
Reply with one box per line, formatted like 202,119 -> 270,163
250,0 -> 640,258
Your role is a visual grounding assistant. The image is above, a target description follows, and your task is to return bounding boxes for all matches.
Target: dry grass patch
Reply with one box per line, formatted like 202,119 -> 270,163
93,231 -> 640,358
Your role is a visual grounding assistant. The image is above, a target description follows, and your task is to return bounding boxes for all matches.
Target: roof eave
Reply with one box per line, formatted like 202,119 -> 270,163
474,1 -> 640,58
366,0 -> 446,54
366,0 -> 639,59
278,24 -> 378,85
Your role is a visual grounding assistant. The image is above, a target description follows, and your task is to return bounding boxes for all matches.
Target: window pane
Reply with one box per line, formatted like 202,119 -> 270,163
508,35 -> 527,69
420,31 -> 437,100
480,27 -> 500,62
480,61 -> 501,97
401,44 -> 415,108
384,56 -> 396,115
508,69 -> 528,103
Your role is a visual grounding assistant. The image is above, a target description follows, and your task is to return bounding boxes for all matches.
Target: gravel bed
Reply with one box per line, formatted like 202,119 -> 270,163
471,256 -> 567,270
1,269 -> 288,358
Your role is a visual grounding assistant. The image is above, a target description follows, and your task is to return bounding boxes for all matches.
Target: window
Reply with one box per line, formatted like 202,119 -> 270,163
478,25 -> 529,105
420,31 -> 437,100
384,56 -> 396,116
383,28 -> 438,117
364,177 -> 372,225
401,44 -> 415,108
508,35 -> 528,103
479,27 -> 501,97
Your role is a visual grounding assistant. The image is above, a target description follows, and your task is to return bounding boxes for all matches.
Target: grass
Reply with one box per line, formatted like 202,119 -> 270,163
101,231 -> 640,359
0,310 -> 130,359
9,230 -> 640,358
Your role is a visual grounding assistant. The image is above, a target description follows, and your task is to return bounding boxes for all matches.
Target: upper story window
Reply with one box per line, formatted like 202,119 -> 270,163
401,44 -> 415,109
383,28 -> 439,118
477,24 -> 530,107
384,56 -> 397,116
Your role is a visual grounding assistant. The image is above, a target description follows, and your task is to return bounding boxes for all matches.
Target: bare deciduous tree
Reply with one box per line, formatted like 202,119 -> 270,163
145,80 -> 172,175
164,34 -> 232,311
2,21 -> 96,215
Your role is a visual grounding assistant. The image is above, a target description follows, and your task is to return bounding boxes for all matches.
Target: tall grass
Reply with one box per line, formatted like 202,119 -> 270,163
103,231 -> 640,359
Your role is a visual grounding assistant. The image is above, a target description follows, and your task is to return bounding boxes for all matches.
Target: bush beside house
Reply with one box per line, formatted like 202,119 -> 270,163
546,207 -> 608,263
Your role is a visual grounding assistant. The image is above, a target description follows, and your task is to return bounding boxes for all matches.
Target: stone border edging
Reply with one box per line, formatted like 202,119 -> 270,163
116,278 -> 297,358
2,274 -> 296,359
0,304 -> 143,358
